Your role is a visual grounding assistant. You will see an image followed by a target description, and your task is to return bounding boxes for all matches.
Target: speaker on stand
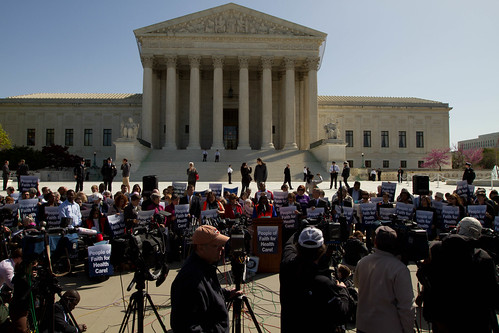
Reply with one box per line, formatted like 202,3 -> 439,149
142,175 -> 158,197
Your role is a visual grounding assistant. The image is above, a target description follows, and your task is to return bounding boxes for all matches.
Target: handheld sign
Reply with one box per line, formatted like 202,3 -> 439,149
19,199 -> 39,219
456,180 -> 474,200
432,201 -> 445,228
174,204 -> 190,231
201,209 -> 218,221
88,244 -> 114,277
107,214 -> 125,238
381,182 -> 397,202
44,206 -> 60,228
256,225 -> 279,254
209,183 -> 223,198
0,204 -> 18,227
379,207 -> 396,221
415,210 -> 434,231
80,209 -> 91,221
172,182 -> 187,197
137,210 -> 155,225
307,207 -> 324,218
20,175 -> 38,193
279,206 -> 296,230
396,202 -> 414,220
370,197 -> 383,204
442,205 -> 460,229
467,205 -> 487,225
334,205 -> 354,224
360,203 -> 377,225
273,191 -> 288,210
224,187 -> 238,195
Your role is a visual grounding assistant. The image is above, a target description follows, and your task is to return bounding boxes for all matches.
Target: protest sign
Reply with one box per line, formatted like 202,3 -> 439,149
106,214 -> 125,238
256,225 -> 279,254
415,210 -> 434,231
19,199 -> 39,219
379,207 -> 395,221
209,183 -> 223,198
273,191 -> 287,209
360,203 -> 377,225
370,197 -> 383,204
467,205 -> 487,225
381,182 -> 397,201
137,210 -> 155,225
88,244 -> 113,277
396,202 -> 414,220
174,204 -> 190,231
456,180 -> 474,199
172,182 -> 187,196
442,205 -> 460,229
432,201 -> 444,227
334,205 -> 354,224
44,206 -> 60,228
307,207 -> 324,218
201,209 -> 218,220
279,206 -> 296,229
224,187 -> 238,195
20,175 -> 38,193
0,204 -> 18,227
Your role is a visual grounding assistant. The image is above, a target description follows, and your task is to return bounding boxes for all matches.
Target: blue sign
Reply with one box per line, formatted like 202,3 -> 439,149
88,244 -> 113,277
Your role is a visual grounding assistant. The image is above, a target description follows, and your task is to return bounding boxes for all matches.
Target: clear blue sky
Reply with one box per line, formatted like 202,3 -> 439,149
1,0 -> 498,147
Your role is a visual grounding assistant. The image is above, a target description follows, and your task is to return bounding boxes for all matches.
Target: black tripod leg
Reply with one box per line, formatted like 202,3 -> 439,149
118,296 -> 136,333
242,296 -> 263,333
144,293 -> 168,332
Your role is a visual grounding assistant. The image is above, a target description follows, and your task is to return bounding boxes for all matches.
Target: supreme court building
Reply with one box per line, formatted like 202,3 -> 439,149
0,3 -> 452,171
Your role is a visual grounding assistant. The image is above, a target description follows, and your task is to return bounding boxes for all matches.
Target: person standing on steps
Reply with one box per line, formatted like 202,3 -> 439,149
329,161 -> 339,189
202,150 -> 208,162
283,164 -> 293,190
215,149 -> 220,162
227,164 -> 233,184
341,161 -> 350,189
254,158 -> 268,190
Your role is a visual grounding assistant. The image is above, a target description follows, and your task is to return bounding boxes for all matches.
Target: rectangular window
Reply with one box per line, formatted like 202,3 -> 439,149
103,129 -> 112,146
84,129 -> 93,146
399,131 -> 406,148
383,160 -> 390,168
416,131 -> 424,148
418,160 -> 425,168
345,130 -> 354,147
347,160 -> 354,168
363,131 -> 371,147
365,160 -> 372,168
400,160 -> 407,168
65,129 -> 74,146
85,159 -> 91,167
27,129 -> 35,146
381,131 -> 389,148
46,129 -> 54,146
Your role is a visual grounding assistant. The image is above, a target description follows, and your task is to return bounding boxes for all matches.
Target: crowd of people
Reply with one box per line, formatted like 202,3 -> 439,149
0,156 -> 498,332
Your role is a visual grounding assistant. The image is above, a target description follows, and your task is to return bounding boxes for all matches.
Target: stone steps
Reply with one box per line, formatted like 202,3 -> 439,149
133,149 -> 328,182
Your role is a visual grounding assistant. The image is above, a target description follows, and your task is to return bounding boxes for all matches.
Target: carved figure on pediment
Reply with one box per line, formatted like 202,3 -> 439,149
237,17 -> 247,33
205,18 -> 215,33
324,121 -> 339,140
216,16 -> 226,33
227,15 -> 237,33
257,22 -> 268,34
121,117 -> 140,139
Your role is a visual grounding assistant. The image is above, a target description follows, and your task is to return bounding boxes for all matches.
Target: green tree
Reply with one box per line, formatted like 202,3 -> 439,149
479,148 -> 497,169
0,123 -> 12,150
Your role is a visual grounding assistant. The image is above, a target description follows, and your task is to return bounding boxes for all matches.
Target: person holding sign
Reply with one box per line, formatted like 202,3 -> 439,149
473,189 -> 496,228
15,159 -> 29,191
171,225 -> 238,333
447,193 -> 466,221
202,191 -> 225,217
376,192 -> 394,220
124,193 -> 141,232
253,195 -> 277,218
224,193 -> 242,219
84,206 -> 108,235
415,196 -> 437,239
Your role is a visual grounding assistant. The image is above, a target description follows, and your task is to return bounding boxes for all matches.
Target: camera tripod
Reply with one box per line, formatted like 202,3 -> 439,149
118,270 -> 167,333
226,257 -> 262,333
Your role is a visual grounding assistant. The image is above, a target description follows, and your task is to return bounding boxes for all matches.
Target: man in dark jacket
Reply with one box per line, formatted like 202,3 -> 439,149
283,164 -> 293,190
16,159 -> 29,191
254,158 -> 268,190
179,184 -> 201,220
2,160 -> 9,191
462,162 -> 476,184
100,157 -> 117,191
54,290 -> 87,332
341,161 -> 350,189
280,227 -> 350,332
73,159 -> 86,192
171,225 -> 237,333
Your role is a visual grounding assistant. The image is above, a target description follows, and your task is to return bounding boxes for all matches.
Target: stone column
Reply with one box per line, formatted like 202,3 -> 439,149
212,56 -> 224,149
187,55 -> 201,150
307,57 -> 320,145
284,57 -> 298,149
141,56 -> 154,146
261,56 -> 274,149
164,56 -> 177,149
238,56 -> 251,149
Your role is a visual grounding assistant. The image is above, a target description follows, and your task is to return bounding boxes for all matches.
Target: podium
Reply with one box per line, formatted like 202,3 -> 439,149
251,218 -> 283,273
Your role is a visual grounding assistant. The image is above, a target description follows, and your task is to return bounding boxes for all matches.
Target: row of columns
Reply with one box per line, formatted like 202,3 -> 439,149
141,55 -> 319,150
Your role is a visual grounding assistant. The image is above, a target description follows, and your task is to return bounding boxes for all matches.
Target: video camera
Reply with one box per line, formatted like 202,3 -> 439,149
381,215 -> 429,264
303,214 -> 345,245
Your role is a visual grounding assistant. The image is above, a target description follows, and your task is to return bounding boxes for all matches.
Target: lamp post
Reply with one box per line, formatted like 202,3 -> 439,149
361,153 -> 365,168
93,152 -> 97,168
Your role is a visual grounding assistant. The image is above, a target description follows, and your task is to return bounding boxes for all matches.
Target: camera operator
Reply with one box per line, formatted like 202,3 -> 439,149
354,226 -> 415,333
280,227 -> 350,332
171,225 -> 239,333
417,217 -> 499,332
54,290 -> 87,332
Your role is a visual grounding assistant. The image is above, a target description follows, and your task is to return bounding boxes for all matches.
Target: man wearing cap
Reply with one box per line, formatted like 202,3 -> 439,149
462,162 -> 476,185
354,226 -> 415,333
171,225 -> 237,332
280,227 -> 350,332
417,217 -> 499,332
341,161 -> 350,189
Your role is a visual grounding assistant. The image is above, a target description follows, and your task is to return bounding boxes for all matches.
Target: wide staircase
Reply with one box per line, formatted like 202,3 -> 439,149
133,149 -> 328,182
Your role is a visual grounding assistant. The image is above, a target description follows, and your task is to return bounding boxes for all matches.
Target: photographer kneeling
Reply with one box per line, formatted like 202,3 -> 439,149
54,290 -> 87,332
280,227 -> 350,332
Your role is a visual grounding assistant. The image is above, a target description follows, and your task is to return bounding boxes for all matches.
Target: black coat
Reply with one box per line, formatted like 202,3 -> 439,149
179,194 -> 201,220
101,163 -> 117,181
341,166 -> 350,178
254,164 -> 267,183
284,166 -> 291,181
54,302 -> 78,333
240,165 -> 252,184
73,164 -> 86,180
462,167 -> 476,184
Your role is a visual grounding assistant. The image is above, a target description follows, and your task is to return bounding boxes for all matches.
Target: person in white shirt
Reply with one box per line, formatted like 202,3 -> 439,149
58,189 -> 82,227
329,161 -> 340,189
0,248 -> 22,290
227,165 -> 233,184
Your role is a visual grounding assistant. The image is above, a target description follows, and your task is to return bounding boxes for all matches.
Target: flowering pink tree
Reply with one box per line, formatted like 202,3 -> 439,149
462,147 -> 483,167
422,148 -> 451,171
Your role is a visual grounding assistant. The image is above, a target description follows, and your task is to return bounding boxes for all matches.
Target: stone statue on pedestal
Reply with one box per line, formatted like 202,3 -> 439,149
324,121 -> 339,140
120,117 -> 140,140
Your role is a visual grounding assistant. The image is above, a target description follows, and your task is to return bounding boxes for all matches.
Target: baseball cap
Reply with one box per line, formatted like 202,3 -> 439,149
457,217 -> 482,240
465,162 -> 471,166
191,225 -> 229,245
298,227 -> 324,248
375,226 -> 398,253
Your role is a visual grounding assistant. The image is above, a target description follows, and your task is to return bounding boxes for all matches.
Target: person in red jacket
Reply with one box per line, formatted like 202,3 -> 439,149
253,194 -> 277,218
224,193 -> 243,219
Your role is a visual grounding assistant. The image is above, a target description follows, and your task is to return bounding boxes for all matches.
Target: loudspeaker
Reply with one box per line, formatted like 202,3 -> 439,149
412,175 -> 430,195
142,175 -> 158,196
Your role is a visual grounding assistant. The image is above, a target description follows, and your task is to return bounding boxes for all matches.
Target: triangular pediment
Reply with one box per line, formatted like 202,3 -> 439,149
134,3 -> 326,38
